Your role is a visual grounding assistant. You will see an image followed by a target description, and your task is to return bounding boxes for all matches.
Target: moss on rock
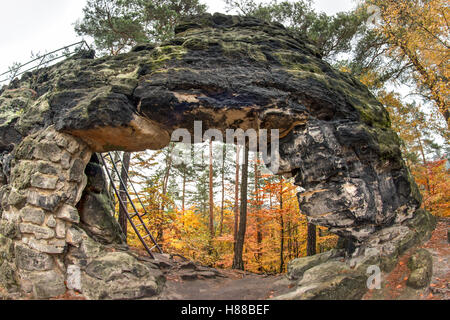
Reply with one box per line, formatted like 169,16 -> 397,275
406,248 -> 433,289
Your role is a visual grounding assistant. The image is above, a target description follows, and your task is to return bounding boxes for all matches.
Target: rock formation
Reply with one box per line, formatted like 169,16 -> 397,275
0,13 -> 436,299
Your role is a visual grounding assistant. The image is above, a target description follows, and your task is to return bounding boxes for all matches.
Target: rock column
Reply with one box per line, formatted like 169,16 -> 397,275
0,126 -> 91,298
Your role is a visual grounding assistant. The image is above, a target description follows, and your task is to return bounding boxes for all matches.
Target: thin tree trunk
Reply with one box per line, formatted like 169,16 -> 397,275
109,151 -> 121,210
233,144 -> 249,270
119,152 -> 131,242
307,223 -> 317,256
220,143 -> 226,236
287,219 -> 292,260
159,145 -> 173,245
182,166 -> 186,212
233,144 -> 241,246
254,154 -> 263,272
279,177 -> 284,273
208,139 -> 215,238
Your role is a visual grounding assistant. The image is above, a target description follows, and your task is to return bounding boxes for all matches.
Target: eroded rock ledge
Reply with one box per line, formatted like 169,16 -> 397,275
0,13 -> 435,299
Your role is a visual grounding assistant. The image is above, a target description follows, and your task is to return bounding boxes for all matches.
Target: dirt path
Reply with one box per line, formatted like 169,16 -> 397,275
157,218 -> 449,301
420,218 -> 450,299
159,268 -> 295,300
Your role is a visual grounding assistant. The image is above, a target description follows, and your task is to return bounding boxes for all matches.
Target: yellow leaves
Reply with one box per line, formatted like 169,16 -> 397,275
359,69 -> 384,89
339,65 -> 352,74
124,176 -> 341,274
368,0 -> 450,126
412,159 -> 450,218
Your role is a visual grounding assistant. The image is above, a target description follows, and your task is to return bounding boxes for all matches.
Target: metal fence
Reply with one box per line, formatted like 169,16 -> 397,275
0,40 -> 91,86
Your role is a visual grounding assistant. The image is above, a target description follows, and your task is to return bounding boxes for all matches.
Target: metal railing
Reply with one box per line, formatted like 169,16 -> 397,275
0,40 -> 91,85
99,151 -> 163,258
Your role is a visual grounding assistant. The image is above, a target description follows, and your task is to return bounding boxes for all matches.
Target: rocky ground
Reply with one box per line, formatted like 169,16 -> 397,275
158,261 -> 294,300
363,217 -> 449,300
4,218 -> 447,301
158,218 -> 449,301
122,250 -> 294,300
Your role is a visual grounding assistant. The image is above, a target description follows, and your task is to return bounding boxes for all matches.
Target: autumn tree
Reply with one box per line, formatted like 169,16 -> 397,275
306,223 -> 316,256
253,153 -> 263,271
233,144 -> 249,270
225,0 -> 368,59
219,143 -> 227,235
172,144 -> 196,213
208,140 -> 215,238
365,0 -> 449,127
379,90 -> 449,215
233,143 -> 241,245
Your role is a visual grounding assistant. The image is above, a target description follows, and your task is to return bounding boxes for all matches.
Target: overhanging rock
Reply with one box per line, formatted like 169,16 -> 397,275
0,13 -> 435,299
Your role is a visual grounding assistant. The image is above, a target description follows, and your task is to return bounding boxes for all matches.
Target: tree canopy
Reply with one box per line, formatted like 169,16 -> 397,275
75,0 -> 207,55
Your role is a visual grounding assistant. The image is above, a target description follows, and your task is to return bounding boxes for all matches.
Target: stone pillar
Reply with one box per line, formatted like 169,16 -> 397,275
0,126 -> 91,298
0,127 -> 165,300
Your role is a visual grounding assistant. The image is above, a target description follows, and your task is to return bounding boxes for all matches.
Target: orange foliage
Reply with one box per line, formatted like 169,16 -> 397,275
124,170 -> 338,273
412,159 -> 450,217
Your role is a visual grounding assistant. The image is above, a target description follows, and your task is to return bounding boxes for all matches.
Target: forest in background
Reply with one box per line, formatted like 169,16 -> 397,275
44,0 -> 449,273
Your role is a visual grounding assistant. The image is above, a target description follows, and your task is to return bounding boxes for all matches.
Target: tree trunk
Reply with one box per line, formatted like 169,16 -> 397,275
254,154 -> 263,272
108,151 -> 121,209
182,166 -> 186,212
118,152 -> 131,242
159,145 -> 174,246
208,139 -> 215,238
220,143 -> 226,236
232,144 -> 249,270
233,144 -> 241,246
307,223 -> 317,256
279,177 -> 284,273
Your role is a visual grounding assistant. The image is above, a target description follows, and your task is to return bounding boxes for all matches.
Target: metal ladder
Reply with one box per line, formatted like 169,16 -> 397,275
99,151 -> 163,259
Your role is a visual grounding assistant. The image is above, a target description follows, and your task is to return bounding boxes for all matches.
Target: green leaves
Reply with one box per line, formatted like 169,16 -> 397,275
225,0 -> 367,59
75,0 -> 207,55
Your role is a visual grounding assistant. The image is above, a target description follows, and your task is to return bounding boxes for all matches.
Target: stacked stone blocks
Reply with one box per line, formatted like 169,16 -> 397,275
0,127 -> 91,298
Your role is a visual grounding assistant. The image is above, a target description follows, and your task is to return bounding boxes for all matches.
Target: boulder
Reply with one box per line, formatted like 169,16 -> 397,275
77,193 -> 125,245
81,252 -> 164,300
286,249 -> 343,280
406,248 -> 433,289
0,13 -> 423,245
275,260 -> 367,300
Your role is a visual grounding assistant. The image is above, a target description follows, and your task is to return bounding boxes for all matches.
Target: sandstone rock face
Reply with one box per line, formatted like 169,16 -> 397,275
0,13 -> 435,299
65,227 -> 164,300
77,155 -> 126,245
286,249 -> 343,280
0,13 -> 421,244
0,127 -> 162,299
276,260 -> 368,300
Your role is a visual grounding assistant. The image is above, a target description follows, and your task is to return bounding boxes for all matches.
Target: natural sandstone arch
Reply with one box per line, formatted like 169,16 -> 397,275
0,13 -> 436,299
